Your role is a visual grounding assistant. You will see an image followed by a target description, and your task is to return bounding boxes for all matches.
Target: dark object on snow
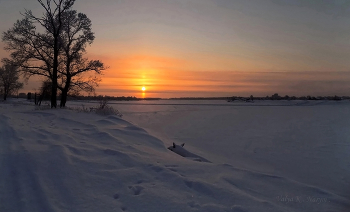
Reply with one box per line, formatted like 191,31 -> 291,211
168,142 -> 211,163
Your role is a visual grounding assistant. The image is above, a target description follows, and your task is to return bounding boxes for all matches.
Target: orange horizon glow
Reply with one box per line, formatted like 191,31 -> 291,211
80,53 -> 350,98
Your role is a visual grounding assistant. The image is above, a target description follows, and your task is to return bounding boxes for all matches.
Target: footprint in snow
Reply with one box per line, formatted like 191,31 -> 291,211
128,185 -> 144,196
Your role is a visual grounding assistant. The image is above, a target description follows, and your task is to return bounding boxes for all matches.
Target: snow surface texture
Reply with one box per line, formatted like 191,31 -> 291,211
0,99 -> 349,212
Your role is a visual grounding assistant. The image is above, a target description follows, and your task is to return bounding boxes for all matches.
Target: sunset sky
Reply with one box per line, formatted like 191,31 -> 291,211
1,0 -> 350,98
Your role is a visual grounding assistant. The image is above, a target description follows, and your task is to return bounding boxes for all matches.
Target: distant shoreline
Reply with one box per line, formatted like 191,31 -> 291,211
3,93 -> 350,102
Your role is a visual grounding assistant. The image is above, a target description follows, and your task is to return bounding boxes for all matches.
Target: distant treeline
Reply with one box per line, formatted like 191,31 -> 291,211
7,92 -> 350,101
227,93 -> 349,102
168,97 -> 229,100
7,93 -> 162,101
165,94 -> 349,101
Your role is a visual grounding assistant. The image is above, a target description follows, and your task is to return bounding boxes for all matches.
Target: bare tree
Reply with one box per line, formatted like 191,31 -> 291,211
2,1 -> 106,108
0,62 -> 23,100
57,10 -> 106,107
2,0 -> 75,108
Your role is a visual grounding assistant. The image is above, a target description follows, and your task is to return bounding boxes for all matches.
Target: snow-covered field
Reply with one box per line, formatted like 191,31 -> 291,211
1,99 -> 349,212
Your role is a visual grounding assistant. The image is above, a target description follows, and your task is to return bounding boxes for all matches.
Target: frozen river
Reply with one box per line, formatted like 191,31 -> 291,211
110,100 -> 350,199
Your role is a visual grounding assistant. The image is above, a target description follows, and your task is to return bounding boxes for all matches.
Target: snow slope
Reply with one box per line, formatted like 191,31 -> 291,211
0,99 -> 349,212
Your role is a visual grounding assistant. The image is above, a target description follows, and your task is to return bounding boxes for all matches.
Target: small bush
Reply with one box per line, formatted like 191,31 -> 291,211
66,99 -> 122,117
95,98 -> 122,116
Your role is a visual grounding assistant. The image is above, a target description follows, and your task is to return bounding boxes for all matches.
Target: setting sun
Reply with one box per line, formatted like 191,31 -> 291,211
142,87 -> 146,91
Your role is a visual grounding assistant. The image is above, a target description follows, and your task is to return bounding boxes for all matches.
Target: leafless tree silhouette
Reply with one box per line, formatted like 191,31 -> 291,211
57,10 -> 106,107
2,0 -> 76,108
0,62 -> 23,100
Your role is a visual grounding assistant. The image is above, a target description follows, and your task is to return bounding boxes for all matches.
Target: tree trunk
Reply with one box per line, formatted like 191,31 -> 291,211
4,87 -> 8,100
51,36 -> 59,108
60,76 -> 71,108
60,89 -> 68,107
51,76 -> 57,108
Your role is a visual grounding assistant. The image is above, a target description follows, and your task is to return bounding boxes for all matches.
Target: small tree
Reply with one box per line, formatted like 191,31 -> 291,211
36,80 -> 52,105
0,63 -> 23,100
41,80 -> 52,99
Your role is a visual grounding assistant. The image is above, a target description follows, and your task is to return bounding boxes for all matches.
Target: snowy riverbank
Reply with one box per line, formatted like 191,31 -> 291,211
0,99 -> 349,211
